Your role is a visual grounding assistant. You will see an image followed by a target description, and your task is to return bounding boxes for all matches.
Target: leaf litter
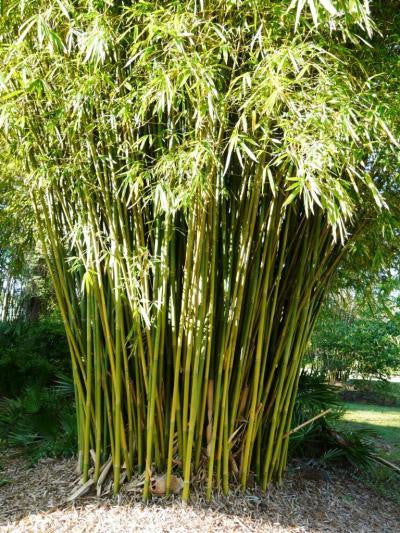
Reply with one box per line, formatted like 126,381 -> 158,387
0,451 -> 399,532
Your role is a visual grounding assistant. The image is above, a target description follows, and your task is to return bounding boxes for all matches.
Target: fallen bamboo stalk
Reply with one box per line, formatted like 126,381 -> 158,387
283,409 -> 332,438
371,455 -> 400,475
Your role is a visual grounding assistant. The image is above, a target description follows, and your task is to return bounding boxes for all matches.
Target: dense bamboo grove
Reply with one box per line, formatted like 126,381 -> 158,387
1,0 -> 399,500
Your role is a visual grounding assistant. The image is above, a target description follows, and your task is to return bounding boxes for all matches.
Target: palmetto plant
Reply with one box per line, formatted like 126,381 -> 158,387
0,380 -> 77,460
0,0 -> 399,500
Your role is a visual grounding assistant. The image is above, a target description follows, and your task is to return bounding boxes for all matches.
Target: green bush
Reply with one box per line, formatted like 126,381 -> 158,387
306,303 -> 400,382
0,315 -> 70,397
0,315 -> 76,460
0,380 -> 77,461
290,373 -> 377,469
340,380 -> 400,407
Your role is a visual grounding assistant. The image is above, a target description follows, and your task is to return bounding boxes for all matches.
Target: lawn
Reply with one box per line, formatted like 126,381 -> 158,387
337,400 -> 400,504
342,403 -> 400,455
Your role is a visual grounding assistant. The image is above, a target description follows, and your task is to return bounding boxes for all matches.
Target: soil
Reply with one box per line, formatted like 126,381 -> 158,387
0,452 -> 399,532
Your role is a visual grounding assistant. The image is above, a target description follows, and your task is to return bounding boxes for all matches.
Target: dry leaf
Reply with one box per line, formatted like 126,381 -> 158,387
125,477 -> 145,493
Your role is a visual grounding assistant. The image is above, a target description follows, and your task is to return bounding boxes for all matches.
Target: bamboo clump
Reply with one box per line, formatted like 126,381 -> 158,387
0,0 -> 395,501
33,161 -> 343,500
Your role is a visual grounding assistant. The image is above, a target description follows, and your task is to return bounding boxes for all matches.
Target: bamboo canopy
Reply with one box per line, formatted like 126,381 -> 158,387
0,0 -> 398,500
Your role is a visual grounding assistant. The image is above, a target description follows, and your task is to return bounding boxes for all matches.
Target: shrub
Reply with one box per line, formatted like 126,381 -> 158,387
306,303 -> 400,382
340,380 -> 400,407
0,315 -> 69,397
290,373 -> 377,469
0,315 -> 75,460
0,379 -> 77,462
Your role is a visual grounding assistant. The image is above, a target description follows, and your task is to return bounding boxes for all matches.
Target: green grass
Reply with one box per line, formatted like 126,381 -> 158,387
336,401 -> 400,504
342,402 -> 400,453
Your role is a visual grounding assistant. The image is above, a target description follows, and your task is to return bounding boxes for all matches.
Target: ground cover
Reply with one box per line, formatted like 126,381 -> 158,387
336,401 -> 400,505
0,451 -> 399,532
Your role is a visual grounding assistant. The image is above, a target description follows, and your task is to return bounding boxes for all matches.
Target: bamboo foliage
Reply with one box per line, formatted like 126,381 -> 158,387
0,0 -> 398,500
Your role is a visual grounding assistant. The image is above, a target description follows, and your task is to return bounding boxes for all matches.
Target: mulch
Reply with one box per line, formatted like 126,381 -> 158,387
0,451 -> 399,532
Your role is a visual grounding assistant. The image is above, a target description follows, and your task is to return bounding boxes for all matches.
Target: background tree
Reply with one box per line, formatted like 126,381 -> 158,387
0,156 -> 34,320
306,290 -> 400,381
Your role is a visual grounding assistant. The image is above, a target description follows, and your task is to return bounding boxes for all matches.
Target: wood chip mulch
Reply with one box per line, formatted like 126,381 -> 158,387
0,452 -> 399,532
